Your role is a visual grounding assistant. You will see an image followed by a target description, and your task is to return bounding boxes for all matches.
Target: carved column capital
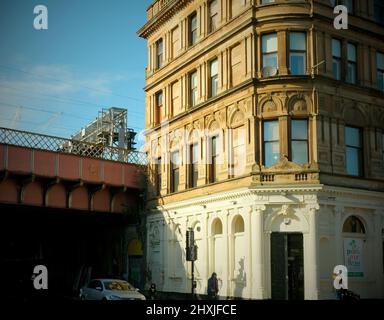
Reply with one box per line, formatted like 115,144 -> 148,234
307,203 -> 320,213
253,204 -> 266,213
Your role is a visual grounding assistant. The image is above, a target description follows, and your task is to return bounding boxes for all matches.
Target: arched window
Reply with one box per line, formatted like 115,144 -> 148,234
212,218 -> 223,235
342,215 -> 365,234
233,215 -> 244,233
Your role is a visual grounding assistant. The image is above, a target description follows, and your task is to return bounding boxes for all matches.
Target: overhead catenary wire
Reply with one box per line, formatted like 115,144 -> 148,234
0,63 -> 144,103
0,83 -> 145,118
0,103 -> 144,132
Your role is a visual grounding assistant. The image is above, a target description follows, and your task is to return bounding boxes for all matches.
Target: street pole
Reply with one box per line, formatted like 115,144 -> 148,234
191,260 -> 194,298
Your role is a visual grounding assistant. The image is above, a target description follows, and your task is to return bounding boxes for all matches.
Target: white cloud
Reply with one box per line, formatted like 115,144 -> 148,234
0,63 -> 129,133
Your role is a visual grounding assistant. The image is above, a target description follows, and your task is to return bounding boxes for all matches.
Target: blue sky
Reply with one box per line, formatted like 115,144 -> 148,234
0,0 -> 151,146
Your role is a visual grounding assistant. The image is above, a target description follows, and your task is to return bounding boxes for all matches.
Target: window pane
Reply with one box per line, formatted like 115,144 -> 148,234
265,142 -> 280,167
291,141 -> 308,165
347,63 -> 356,84
191,14 -> 197,30
262,0 -> 275,3
290,53 -> 306,75
173,168 -> 179,191
262,34 -> 277,53
290,32 -> 306,51
172,152 -> 179,166
382,133 -> 384,161
345,0 -> 354,13
190,14 -> 197,45
374,0 -> 384,24
291,120 -> 308,140
263,53 -> 277,69
346,147 -> 360,176
156,92 -> 162,106
212,136 -> 218,155
191,72 -> 197,87
377,52 -> 384,70
348,43 -> 356,62
210,0 -> 218,15
333,59 -> 341,80
157,39 -> 163,54
190,144 -> 198,188
332,39 -> 341,57
211,75 -> 218,97
378,71 -> 384,91
210,59 -> 218,76
191,144 -> 198,163
345,127 -> 361,147
264,120 -> 279,141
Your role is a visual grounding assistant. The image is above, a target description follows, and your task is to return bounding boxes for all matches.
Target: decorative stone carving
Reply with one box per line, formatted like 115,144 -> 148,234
205,114 -> 214,127
216,110 -> 226,126
227,103 -> 237,116
263,100 -> 277,112
230,110 -> 245,127
210,121 -> 220,131
194,119 -> 203,131
288,94 -> 311,114
277,204 -> 295,225
149,225 -> 160,247
279,204 -> 291,216
263,155 -> 303,172
292,99 -> 307,112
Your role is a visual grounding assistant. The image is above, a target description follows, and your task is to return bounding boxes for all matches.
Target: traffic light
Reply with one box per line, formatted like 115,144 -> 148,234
186,229 -> 197,261
186,244 -> 197,261
186,229 -> 194,248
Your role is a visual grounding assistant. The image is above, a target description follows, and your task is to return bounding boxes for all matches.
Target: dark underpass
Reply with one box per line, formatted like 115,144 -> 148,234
0,203 -> 142,300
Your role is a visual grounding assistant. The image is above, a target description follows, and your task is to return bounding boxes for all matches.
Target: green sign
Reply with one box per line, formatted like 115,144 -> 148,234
344,238 -> 364,277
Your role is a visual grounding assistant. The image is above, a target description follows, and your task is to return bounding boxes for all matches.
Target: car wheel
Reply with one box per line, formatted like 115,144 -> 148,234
80,295 -> 85,300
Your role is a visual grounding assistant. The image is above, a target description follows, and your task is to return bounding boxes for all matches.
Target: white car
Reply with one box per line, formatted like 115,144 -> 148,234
80,279 -> 146,300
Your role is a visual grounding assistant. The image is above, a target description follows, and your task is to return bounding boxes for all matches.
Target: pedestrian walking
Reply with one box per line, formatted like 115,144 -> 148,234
207,272 -> 219,299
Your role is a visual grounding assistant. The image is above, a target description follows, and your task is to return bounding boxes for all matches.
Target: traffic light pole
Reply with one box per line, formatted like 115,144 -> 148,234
186,228 -> 197,299
191,260 -> 195,298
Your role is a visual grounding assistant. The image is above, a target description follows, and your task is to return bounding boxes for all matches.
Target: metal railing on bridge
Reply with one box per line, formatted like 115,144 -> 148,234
0,127 -> 148,166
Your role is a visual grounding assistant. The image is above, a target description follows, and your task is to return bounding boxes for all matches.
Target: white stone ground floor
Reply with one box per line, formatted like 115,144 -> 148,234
145,184 -> 384,299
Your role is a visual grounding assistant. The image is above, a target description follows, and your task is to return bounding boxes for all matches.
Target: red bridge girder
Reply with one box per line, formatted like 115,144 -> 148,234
0,144 -> 146,213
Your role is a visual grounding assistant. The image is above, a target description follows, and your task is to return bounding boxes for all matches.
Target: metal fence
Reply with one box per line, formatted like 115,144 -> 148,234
0,127 -> 148,166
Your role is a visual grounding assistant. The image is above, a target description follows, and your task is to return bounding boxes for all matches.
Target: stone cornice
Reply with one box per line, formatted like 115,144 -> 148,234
154,184 -> 323,211
319,185 -> 384,200
138,0 -> 193,39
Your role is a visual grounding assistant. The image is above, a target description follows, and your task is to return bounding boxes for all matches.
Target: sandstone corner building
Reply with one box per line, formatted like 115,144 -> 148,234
138,0 -> 384,299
